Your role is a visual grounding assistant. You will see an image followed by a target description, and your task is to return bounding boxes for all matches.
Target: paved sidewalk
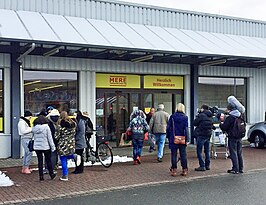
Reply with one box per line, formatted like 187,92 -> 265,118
1,145 -> 266,204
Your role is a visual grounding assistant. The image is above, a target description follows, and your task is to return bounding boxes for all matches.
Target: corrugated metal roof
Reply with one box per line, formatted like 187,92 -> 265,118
2,9 -> 266,59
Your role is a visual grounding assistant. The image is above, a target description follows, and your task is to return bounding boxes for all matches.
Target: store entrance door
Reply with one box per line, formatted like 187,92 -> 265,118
96,91 -> 140,147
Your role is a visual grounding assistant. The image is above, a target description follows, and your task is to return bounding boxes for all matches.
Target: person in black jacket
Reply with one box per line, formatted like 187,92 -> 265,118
193,104 -> 215,171
220,104 -> 244,174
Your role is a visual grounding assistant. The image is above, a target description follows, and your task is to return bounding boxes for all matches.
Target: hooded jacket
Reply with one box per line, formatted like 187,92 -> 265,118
220,110 -> 241,139
18,117 -> 32,139
193,110 -> 214,138
32,124 -> 55,151
167,112 -> 188,149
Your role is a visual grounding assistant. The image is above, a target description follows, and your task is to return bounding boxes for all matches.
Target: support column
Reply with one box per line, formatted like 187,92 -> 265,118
11,42 -> 21,158
190,64 -> 199,144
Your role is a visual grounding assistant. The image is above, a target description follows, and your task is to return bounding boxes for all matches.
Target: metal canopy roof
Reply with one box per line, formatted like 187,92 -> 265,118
1,9 -> 266,68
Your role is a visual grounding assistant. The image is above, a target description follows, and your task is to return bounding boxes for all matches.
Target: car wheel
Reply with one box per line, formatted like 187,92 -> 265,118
254,133 -> 265,149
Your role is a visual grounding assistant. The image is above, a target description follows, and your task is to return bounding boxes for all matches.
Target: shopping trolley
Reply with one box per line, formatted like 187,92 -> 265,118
211,124 -> 229,159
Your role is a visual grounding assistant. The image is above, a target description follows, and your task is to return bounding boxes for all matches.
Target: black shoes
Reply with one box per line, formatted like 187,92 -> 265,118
40,176 -> 44,181
205,166 -> 210,170
50,173 -> 56,180
71,170 -> 83,174
157,158 -> 163,162
195,167 -> 206,171
227,169 -> 239,174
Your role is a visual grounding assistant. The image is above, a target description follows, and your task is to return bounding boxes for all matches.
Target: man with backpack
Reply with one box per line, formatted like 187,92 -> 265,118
220,103 -> 246,174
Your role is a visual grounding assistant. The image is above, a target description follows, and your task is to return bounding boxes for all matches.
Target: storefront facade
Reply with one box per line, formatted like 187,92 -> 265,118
0,0 -> 266,158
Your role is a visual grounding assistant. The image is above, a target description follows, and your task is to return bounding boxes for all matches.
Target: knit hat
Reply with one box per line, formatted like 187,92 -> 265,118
46,106 -> 54,112
48,109 -> 60,116
24,111 -> 32,117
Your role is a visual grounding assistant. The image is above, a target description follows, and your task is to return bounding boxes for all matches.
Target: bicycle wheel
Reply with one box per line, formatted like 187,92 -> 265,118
96,142 -> 113,168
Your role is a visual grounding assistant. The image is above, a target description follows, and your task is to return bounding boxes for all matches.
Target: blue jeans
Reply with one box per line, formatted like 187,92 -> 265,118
155,133 -> 166,158
171,145 -> 187,169
21,138 -> 33,167
196,136 -> 210,168
228,138 -> 243,172
60,154 -> 74,176
132,138 -> 144,160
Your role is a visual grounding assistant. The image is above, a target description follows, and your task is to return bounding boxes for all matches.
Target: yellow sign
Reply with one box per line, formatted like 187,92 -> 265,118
0,117 -> 2,132
96,74 -> 140,88
144,75 -> 183,89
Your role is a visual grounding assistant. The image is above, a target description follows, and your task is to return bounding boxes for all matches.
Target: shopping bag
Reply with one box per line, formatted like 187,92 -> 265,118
119,133 -> 132,147
144,132 -> 148,141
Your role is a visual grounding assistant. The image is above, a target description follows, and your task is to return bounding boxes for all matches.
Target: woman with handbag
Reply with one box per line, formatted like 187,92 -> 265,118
127,109 -> 149,165
166,103 -> 189,177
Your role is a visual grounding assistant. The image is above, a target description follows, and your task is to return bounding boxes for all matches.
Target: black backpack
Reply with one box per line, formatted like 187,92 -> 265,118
231,116 -> 246,138
84,117 -> 94,137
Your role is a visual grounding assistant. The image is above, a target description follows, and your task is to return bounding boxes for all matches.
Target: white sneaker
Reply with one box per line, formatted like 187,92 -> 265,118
75,154 -> 81,166
59,175 -> 68,181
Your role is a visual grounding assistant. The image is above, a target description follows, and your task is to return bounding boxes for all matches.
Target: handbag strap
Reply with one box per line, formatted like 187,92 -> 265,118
172,118 -> 175,136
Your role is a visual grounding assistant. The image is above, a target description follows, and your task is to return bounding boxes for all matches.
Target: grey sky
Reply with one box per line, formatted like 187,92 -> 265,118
121,0 -> 266,21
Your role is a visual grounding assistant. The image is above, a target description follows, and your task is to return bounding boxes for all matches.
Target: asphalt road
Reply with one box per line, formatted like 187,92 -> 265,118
20,170 -> 266,205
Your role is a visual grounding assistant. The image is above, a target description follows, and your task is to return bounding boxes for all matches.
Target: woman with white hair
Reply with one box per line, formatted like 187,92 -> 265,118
167,103 -> 189,177
127,109 -> 149,165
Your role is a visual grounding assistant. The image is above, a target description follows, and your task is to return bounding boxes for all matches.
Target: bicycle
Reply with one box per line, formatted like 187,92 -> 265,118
85,132 -> 113,168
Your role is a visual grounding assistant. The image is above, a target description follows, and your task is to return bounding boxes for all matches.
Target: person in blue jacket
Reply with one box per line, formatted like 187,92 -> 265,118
167,103 -> 189,177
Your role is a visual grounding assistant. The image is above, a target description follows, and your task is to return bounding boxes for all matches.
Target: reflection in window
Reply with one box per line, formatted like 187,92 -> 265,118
0,70 -> 3,132
198,77 -> 246,109
24,71 -> 78,116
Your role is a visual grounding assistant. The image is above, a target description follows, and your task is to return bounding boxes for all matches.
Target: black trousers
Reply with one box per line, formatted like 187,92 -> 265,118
74,148 -> 84,173
35,149 -> 53,177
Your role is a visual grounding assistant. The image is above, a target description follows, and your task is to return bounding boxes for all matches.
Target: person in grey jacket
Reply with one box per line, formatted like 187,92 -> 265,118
149,104 -> 170,162
32,115 -> 56,181
18,110 -> 33,174
72,111 -> 87,174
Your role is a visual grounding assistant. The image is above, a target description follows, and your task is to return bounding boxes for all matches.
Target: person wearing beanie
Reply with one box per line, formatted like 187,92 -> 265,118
220,100 -> 245,174
149,104 -> 170,162
45,109 -> 60,173
18,110 -> 33,174
193,104 -> 215,171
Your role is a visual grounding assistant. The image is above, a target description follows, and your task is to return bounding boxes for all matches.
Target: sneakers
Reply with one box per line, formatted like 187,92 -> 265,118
157,158 -> 163,162
60,175 -> 68,181
74,154 -> 81,166
227,169 -> 239,174
195,167 -> 206,171
21,167 -> 31,174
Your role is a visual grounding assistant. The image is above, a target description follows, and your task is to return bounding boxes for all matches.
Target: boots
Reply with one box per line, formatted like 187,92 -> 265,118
181,168 -> 188,176
21,167 -> 31,174
170,168 -> 177,177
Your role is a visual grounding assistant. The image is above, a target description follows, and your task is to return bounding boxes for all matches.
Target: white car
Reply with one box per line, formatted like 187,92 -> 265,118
247,122 -> 266,148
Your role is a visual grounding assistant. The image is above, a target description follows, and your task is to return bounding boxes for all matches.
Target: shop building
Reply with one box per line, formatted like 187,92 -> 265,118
0,0 -> 266,158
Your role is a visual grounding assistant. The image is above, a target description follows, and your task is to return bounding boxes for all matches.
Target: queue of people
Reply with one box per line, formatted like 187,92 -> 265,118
19,96 -> 245,181
18,107 -> 92,182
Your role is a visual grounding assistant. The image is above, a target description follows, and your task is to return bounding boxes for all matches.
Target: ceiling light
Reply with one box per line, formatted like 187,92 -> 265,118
24,80 -> 41,86
28,84 -> 63,93
201,59 -> 227,66
131,54 -> 153,63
